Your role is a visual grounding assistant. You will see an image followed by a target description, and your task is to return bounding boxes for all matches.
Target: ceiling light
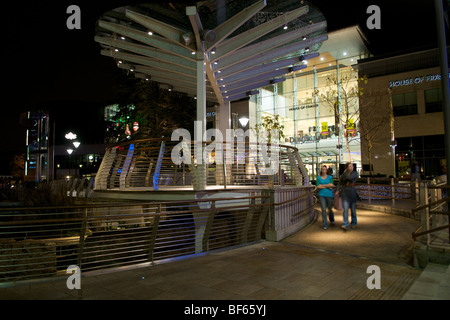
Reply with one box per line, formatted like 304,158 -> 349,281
211,47 -> 216,54
148,31 -> 153,35
120,36 -> 125,40
302,36 -> 307,40
320,57 -> 324,61
283,24 -> 288,30
305,47 -> 310,52
343,51 -> 347,56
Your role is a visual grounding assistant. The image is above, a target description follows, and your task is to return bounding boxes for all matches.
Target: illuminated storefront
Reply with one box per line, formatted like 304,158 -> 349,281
249,26 -> 370,179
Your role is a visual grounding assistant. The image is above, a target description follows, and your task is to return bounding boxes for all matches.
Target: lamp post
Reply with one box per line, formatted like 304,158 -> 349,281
390,140 -> 397,178
65,132 -> 81,179
67,148 -> 73,178
434,0 -> 450,184
72,141 -> 81,178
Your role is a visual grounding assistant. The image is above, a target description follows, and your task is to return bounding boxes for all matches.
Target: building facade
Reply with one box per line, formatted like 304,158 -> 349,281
358,48 -> 448,179
244,26 -> 371,179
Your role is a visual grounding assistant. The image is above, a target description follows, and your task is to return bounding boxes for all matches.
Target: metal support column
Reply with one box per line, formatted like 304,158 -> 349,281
435,0 -> 450,184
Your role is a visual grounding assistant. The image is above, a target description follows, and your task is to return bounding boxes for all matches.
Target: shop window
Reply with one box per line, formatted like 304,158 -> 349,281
392,92 -> 417,116
425,88 -> 443,113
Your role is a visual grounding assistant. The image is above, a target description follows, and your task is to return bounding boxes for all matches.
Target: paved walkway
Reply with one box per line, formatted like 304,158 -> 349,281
0,205 -> 448,301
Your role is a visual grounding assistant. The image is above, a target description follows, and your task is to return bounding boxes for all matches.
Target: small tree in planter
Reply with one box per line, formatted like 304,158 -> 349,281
254,115 -> 285,188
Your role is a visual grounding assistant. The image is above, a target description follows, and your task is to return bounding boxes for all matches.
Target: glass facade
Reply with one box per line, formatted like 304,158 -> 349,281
252,62 -> 362,180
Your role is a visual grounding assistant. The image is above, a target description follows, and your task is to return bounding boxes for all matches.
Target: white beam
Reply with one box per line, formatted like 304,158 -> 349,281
100,49 -> 197,77
205,56 -> 225,105
125,10 -> 193,50
186,6 -> 204,52
220,57 -> 303,84
219,67 -> 301,93
218,34 -> 328,78
209,0 -> 267,51
95,36 -> 196,69
216,21 -> 326,68
98,20 -> 194,60
212,5 -> 309,61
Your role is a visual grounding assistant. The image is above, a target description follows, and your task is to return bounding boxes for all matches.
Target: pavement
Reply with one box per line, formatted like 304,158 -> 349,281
1,202 -> 449,302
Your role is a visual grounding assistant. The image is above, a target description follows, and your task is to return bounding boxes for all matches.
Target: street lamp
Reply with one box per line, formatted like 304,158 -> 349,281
67,148 -> 74,178
239,117 -> 249,128
390,140 -> 397,178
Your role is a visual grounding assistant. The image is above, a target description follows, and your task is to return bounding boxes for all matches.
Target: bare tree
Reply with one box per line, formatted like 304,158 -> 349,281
315,68 -> 365,162
358,86 -> 390,176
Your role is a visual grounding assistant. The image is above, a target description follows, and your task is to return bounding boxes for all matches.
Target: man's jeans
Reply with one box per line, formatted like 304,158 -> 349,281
319,196 -> 334,228
342,199 -> 357,228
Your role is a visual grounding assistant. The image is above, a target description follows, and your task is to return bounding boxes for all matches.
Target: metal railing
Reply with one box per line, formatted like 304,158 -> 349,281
94,138 -> 309,191
0,185 -> 317,284
354,177 -> 420,206
412,183 -> 450,246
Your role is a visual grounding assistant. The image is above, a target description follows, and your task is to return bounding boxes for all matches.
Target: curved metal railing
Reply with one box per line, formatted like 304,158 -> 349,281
94,138 -> 310,191
0,186 -> 316,284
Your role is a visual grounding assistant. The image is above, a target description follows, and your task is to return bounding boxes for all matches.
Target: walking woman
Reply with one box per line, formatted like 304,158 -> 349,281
316,165 -> 335,229
338,162 -> 359,230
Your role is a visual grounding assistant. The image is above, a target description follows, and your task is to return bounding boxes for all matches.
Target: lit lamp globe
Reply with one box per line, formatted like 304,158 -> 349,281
239,117 -> 249,127
65,132 -> 77,140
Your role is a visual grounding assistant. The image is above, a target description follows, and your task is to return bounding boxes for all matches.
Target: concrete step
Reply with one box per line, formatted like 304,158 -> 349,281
402,263 -> 450,300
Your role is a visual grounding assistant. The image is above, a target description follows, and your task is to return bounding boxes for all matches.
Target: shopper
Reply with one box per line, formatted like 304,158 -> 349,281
338,162 -> 359,230
316,165 -> 335,229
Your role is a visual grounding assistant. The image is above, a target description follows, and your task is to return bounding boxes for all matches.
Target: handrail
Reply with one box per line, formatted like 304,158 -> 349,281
410,182 -> 450,245
94,138 -> 310,191
0,187 -> 315,283
412,224 -> 450,240
411,196 -> 449,214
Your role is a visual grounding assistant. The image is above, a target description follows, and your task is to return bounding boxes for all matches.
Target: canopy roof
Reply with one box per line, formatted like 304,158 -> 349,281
95,0 -> 328,104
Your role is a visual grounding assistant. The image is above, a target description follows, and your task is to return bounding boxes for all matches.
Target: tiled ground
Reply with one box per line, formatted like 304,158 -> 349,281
0,208 -> 448,300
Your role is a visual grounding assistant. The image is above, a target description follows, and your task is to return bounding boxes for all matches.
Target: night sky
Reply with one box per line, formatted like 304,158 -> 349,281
0,0 -> 441,174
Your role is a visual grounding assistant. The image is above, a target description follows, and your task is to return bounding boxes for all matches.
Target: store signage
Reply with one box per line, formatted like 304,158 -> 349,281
321,122 -> 328,135
289,104 -> 315,111
389,73 -> 450,88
